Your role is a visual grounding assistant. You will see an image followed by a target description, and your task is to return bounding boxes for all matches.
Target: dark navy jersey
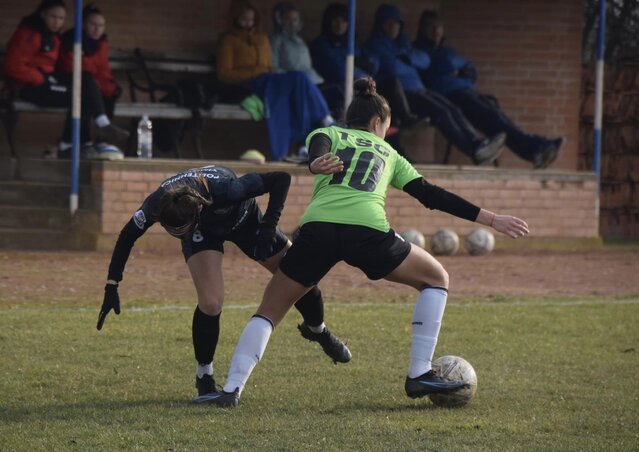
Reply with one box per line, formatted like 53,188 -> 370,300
107,166 -> 291,282
131,165 -> 265,237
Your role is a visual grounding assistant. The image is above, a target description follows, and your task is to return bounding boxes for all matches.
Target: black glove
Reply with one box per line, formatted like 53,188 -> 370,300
253,224 -> 278,261
97,283 -> 121,330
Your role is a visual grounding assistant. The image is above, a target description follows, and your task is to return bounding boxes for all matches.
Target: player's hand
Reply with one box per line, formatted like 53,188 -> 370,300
310,153 -> 344,175
97,283 -> 121,330
492,215 -> 529,238
254,224 -> 278,261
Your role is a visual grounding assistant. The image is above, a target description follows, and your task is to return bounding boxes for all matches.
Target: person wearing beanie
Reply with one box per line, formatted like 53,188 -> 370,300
414,10 -> 564,169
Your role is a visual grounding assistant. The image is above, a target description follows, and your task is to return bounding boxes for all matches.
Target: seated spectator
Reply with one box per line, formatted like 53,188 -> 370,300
414,10 -> 564,169
216,0 -> 334,161
3,0 -> 126,159
58,3 -> 126,158
270,2 -> 323,84
364,4 -> 505,166
309,3 -> 378,118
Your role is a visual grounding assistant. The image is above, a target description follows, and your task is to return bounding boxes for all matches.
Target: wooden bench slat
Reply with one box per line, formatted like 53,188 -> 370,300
10,100 -> 252,121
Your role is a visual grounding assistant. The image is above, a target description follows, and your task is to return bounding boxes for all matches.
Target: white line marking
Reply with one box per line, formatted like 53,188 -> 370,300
3,298 -> 638,314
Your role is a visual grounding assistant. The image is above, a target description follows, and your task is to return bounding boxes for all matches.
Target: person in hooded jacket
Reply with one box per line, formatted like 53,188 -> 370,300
414,11 -> 564,169
363,4 -> 506,166
269,2 -> 323,85
309,3 -> 379,118
3,0 -> 127,159
216,0 -> 334,161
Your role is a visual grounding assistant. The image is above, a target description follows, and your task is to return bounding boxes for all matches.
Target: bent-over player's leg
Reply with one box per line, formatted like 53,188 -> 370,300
187,250 -> 225,399
385,244 -> 464,397
260,241 -> 351,363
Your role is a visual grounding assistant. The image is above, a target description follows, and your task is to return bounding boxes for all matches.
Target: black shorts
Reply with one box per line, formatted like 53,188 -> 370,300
181,204 -> 289,261
279,222 -> 411,287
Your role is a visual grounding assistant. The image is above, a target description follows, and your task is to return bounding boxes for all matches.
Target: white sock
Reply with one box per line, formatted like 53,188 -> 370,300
95,114 -> 110,127
223,315 -> 273,395
320,115 -> 335,127
196,362 -> 213,379
58,141 -> 72,151
408,287 -> 448,378
308,322 -> 325,334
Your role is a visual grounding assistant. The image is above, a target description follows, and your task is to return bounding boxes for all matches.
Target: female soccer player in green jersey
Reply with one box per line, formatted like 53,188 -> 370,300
203,77 -> 529,407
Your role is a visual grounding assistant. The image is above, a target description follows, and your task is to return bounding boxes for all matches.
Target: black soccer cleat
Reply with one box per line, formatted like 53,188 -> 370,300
405,369 -> 468,399
297,323 -> 352,364
194,388 -> 240,407
195,374 -> 218,397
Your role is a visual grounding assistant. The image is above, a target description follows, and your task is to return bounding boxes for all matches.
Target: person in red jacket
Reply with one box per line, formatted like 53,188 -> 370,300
59,4 -> 120,118
3,0 -> 127,159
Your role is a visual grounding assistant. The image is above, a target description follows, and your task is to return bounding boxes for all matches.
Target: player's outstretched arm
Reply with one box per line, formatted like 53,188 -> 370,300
97,220 -> 145,330
307,133 -> 343,175
476,209 -> 529,239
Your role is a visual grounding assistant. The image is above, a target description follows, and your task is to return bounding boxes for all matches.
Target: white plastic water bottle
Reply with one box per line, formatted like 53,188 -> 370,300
137,115 -> 153,158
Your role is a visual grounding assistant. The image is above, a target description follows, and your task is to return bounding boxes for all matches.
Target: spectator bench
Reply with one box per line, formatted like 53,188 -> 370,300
0,99 -> 251,159
0,48 -> 254,159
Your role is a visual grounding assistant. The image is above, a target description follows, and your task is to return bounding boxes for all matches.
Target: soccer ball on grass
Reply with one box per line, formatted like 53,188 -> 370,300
428,355 -> 478,407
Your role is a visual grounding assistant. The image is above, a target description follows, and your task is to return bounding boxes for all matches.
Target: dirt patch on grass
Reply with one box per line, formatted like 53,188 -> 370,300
1,247 -> 637,307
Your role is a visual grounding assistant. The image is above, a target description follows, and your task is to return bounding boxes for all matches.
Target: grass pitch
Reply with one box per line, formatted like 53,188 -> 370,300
1,296 -> 638,451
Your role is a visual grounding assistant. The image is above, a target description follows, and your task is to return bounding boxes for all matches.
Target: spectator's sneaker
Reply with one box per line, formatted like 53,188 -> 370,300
194,388 -> 240,407
472,132 -> 506,166
84,142 -> 124,160
405,369 -> 468,399
533,137 -> 565,169
96,123 -> 130,142
297,323 -> 352,364
195,374 -> 218,397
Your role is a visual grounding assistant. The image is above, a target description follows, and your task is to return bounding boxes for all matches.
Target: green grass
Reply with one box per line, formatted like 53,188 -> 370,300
1,297 -> 638,451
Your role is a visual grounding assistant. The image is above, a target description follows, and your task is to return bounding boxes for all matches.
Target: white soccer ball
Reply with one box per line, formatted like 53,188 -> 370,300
401,229 -> 425,248
464,228 -> 495,256
430,229 -> 460,256
428,355 -> 478,408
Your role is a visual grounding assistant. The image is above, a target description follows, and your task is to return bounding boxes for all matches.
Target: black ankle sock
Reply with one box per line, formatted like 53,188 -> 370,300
294,286 -> 324,327
192,306 -> 220,364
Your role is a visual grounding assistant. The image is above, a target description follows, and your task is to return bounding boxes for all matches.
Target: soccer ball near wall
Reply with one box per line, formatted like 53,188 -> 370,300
401,229 -> 426,248
430,229 -> 460,256
464,228 -> 495,256
428,355 -> 478,407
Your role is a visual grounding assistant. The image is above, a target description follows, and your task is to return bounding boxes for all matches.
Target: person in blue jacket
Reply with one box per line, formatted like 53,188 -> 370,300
364,4 -> 505,166
414,10 -> 564,169
309,3 -> 378,118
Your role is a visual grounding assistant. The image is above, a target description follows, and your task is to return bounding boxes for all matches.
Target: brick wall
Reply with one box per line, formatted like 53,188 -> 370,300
91,160 -> 598,251
1,0 -> 582,171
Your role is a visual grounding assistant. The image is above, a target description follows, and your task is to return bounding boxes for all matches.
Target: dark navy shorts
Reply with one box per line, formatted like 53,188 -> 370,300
279,222 -> 411,287
181,204 -> 289,261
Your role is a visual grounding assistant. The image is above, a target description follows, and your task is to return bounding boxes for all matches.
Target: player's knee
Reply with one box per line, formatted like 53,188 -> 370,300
428,265 -> 449,289
198,294 -> 223,316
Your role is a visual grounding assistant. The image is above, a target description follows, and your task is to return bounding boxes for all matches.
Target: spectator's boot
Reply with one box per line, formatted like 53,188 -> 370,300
472,132 -> 506,166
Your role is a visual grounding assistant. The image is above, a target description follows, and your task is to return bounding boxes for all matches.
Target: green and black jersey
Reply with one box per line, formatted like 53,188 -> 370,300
302,126 -> 421,232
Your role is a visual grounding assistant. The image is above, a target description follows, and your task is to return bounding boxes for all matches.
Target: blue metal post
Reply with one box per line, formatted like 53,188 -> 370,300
343,0 -> 356,113
70,0 -> 83,215
593,0 -> 606,222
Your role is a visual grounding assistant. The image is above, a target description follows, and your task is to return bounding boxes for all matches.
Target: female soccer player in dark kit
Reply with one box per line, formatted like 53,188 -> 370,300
204,78 -> 529,407
96,165 -> 351,402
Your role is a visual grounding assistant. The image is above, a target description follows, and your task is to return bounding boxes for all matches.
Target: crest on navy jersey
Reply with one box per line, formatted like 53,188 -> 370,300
133,210 -> 147,229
